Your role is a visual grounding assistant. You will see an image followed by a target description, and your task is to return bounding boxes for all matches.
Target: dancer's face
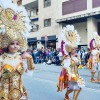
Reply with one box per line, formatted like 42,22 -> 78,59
8,41 -> 20,53
98,47 -> 100,51
71,48 -> 76,54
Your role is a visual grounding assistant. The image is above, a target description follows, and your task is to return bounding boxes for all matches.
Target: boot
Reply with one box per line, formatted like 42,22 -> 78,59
97,72 -> 100,83
64,89 -> 73,100
90,72 -> 95,82
64,95 -> 70,100
72,89 -> 81,100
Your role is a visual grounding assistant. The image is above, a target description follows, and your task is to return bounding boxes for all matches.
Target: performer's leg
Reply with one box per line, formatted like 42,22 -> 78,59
97,72 -> 100,82
23,86 -> 28,100
97,63 -> 100,82
64,89 -> 73,100
90,63 -> 96,82
97,62 -> 100,82
72,88 -> 81,100
90,71 -> 95,82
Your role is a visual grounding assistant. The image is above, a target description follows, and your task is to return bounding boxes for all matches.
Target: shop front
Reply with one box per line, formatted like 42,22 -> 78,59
27,37 -> 37,49
40,35 -> 58,49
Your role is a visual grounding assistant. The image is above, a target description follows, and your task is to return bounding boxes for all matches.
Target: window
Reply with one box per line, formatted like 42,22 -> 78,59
62,0 -> 87,15
44,19 -> 51,27
30,10 -> 37,17
92,0 -> 100,8
28,9 -> 38,17
27,10 -> 31,17
44,0 -> 51,8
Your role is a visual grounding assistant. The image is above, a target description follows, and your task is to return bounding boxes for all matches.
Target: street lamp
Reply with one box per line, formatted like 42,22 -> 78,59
45,35 -> 48,49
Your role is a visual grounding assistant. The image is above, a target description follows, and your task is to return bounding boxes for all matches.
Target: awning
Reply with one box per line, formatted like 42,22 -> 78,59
56,11 -> 100,24
27,38 -> 37,43
40,35 -> 58,42
31,18 -> 39,21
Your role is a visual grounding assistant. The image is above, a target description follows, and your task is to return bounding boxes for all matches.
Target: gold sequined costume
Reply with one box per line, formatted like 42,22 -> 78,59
0,53 -> 34,100
0,0 -> 34,99
57,25 -> 85,100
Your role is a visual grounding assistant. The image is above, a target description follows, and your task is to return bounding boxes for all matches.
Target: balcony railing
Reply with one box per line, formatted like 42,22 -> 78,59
30,25 -> 39,32
27,9 -> 38,20
29,14 -> 38,19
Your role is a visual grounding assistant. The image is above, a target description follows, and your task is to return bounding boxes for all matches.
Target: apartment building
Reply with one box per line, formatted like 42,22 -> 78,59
56,0 -> 100,49
16,0 -> 100,49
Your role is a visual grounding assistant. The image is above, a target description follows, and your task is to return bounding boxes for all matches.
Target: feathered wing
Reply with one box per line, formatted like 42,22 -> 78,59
89,39 -> 95,51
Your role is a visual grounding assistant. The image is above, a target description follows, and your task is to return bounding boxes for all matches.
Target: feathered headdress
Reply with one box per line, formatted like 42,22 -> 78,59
0,0 -> 31,51
89,39 -> 95,51
89,32 -> 100,50
61,25 -> 80,55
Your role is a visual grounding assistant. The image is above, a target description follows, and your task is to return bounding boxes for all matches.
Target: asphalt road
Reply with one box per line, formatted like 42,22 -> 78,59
22,64 -> 100,100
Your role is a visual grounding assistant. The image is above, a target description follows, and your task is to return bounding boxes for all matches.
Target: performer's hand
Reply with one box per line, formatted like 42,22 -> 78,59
21,51 -> 30,59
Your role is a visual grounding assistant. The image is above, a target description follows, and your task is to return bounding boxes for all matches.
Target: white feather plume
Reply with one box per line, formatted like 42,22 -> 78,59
0,25 -> 5,35
0,0 -> 31,37
61,25 -> 80,47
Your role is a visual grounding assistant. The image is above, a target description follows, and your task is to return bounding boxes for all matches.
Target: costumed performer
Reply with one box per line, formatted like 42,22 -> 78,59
57,25 -> 85,100
0,0 -> 35,99
88,32 -> 100,82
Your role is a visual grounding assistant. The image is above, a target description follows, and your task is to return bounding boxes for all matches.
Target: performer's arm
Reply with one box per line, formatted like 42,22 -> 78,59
27,55 -> 35,70
0,55 -> 3,82
97,53 -> 100,62
21,51 -> 35,71
63,58 -> 71,74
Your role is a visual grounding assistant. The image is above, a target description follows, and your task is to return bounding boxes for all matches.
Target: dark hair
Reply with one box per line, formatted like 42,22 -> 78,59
69,52 -> 71,57
4,47 -> 9,53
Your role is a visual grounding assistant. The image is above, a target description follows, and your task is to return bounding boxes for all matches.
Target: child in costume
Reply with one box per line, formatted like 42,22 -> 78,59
0,0 -> 35,99
97,45 -> 100,82
88,32 -> 100,82
57,25 -> 85,100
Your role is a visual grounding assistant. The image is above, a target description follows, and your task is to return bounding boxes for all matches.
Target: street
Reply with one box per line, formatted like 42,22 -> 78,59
23,64 -> 100,100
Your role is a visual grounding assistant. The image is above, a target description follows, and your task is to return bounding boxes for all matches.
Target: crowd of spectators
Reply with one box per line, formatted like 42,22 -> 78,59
27,46 -> 91,66
77,47 -> 91,66
0,45 -> 91,66
27,47 -> 63,65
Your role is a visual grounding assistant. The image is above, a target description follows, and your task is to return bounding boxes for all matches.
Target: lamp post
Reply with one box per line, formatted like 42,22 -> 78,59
45,35 -> 48,49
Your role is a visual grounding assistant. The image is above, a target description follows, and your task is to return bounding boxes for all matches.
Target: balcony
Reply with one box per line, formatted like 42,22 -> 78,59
27,9 -> 39,20
30,24 -> 39,32
22,0 -> 38,9
30,15 -> 39,21
22,0 -> 37,5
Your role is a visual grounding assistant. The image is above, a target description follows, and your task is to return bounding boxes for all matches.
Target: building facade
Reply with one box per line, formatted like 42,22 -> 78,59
15,0 -> 100,49
56,0 -> 100,49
